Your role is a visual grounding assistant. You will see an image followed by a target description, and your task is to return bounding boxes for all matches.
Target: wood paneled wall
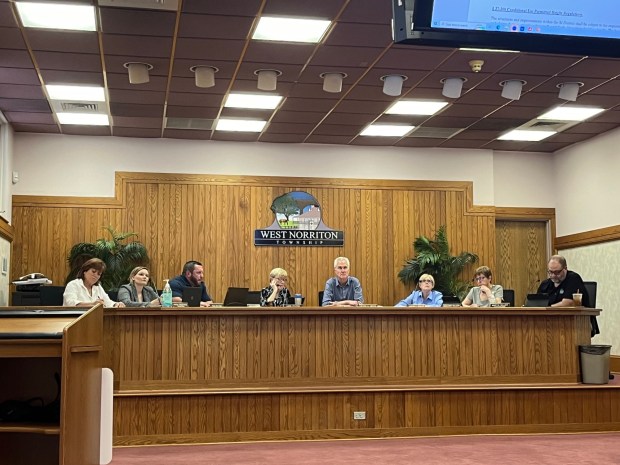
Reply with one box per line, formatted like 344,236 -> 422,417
12,173 -> 497,306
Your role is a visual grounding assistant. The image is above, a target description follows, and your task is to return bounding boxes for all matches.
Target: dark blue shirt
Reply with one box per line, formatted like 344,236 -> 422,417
168,274 -> 211,302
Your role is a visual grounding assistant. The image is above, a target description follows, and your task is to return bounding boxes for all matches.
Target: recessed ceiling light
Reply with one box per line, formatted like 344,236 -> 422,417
252,17 -> 331,43
224,93 -> 283,110
498,129 -> 556,141
538,106 -> 605,122
360,124 -> 414,137
16,2 -> 96,31
216,118 -> 267,132
385,100 -> 449,116
57,113 -> 109,126
46,85 -> 105,102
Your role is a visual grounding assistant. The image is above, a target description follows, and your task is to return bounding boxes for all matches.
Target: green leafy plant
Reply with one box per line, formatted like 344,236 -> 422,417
398,225 -> 478,300
65,226 -> 150,291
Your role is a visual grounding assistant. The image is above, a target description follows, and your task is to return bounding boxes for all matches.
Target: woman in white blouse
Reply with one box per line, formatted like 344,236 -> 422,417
63,258 -> 125,308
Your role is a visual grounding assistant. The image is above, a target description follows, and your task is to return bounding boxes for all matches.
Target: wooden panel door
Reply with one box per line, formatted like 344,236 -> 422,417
495,220 -> 548,306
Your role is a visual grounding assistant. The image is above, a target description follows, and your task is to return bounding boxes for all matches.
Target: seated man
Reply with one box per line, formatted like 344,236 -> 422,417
322,256 -> 364,306
168,260 -> 213,307
538,254 -> 599,336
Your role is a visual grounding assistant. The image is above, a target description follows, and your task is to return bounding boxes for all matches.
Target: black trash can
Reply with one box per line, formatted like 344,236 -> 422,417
579,345 -> 611,384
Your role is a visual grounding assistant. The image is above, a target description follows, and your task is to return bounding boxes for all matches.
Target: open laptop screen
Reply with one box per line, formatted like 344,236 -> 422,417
223,287 -> 249,307
524,293 -> 549,307
182,287 -> 202,307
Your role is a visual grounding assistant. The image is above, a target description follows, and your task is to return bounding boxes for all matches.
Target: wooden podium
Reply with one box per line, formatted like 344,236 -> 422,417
0,305 -> 103,465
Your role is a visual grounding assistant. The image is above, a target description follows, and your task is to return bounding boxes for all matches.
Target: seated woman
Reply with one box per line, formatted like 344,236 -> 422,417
117,266 -> 161,307
395,273 -> 443,307
462,266 -> 503,307
260,268 -> 292,307
63,258 -> 125,308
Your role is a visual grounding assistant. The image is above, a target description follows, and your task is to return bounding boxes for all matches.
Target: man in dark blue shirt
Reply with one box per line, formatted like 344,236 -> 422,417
169,260 -> 213,307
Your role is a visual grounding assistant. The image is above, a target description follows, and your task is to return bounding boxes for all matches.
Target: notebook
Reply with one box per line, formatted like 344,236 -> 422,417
223,287 -> 249,307
524,293 -> 549,307
182,286 -> 203,307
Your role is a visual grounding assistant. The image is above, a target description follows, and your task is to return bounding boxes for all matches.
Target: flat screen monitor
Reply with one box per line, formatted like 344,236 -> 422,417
393,0 -> 620,58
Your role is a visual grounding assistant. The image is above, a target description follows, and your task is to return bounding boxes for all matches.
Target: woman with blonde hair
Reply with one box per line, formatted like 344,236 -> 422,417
117,266 -> 161,307
260,268 -> 292,307
395,273 -> 443,307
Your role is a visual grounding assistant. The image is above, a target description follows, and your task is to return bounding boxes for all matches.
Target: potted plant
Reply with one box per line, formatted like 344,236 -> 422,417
398,225 -> 478,300
65,226 -> 151,291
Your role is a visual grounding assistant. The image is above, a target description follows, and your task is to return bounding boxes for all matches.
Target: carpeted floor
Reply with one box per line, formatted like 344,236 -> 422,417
110,433 -> 620,465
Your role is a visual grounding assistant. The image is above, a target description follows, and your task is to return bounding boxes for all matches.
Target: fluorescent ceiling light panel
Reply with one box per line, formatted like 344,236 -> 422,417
459,48 -> 519,53
498,129 -> 555,141
224,93 -> 282,110
385,100 -> 449,116
360,124 -> 414,137
16,2 -> 96,31
46,85 -> 105,102
252,17 -> 331,43
538,106 -> 604,122
57,113 -> 109,126
216,118 -> 267,132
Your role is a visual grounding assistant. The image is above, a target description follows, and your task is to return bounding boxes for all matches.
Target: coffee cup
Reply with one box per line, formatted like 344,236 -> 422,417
573,293 -> 583,306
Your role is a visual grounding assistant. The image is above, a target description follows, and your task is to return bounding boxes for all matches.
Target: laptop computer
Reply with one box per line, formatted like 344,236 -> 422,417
223,287 -> 249,307
524,293 -> 549,307
287,296 -> 306,306
442,295 -> 461,307
182,287 -> 203,307
246,291 -> 261,306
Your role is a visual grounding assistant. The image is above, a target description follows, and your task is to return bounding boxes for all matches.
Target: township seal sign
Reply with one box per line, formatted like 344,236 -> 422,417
254,191 -> 344,247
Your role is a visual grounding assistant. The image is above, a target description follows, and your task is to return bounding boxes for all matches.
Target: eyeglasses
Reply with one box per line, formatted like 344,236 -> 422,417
547,268 -> 565,275
419,279 -> 433,284
474,276 -> 487,282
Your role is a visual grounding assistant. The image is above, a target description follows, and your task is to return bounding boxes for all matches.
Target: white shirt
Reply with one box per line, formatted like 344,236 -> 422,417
63,278 -> 117,307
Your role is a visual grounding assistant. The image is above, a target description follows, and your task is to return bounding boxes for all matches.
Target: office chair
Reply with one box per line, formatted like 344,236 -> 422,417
583,281 -> 600,337
502,289 -> 515,307
318,290 -> 324,306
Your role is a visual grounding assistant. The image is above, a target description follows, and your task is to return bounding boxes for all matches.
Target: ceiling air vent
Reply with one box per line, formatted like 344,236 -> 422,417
50,101 -> 103,113
408,127 -> 463,139
165,118 -> 214,130
97,0 -> 179,11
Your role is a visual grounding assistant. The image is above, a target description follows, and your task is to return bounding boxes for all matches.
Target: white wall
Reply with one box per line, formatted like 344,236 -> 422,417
554,127 -> 620,237
13,133 -> 555,207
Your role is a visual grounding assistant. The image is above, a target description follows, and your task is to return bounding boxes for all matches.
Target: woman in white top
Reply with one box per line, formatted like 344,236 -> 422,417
63,258 -> 125,308
461,265 -> 503,307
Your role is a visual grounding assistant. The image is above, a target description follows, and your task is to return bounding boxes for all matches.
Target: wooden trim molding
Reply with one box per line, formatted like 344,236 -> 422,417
556,225 -> 620,250
494,206 -> 556,252
12,171 -> 489,214
0,217 -> 14,242
611,355 -> 620,374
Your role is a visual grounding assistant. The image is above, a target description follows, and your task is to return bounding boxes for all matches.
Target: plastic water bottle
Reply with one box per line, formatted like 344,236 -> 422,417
161,279 -> 173,308
294,293 -> 302,307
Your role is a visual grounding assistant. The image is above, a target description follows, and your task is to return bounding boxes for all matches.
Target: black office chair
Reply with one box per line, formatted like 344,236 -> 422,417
318,291 -> 324,306
39,285 -> 65,306
502,289 -> 515,307
108,290 -> 119,302
583,281 -> 600,337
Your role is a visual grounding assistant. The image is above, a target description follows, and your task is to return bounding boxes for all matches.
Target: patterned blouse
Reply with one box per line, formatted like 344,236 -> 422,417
260,285 -> 292,307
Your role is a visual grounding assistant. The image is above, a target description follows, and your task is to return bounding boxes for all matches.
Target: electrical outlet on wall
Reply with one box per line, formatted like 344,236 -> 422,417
353,411 -> 366,420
